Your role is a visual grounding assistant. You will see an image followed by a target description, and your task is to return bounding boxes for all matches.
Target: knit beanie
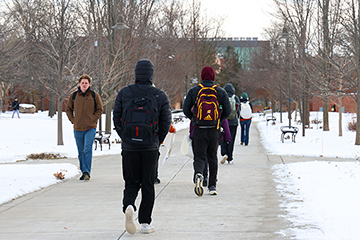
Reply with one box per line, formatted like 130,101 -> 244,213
135,59 -> 154,83
201,66 -> 215,81
241,93 -> 248,100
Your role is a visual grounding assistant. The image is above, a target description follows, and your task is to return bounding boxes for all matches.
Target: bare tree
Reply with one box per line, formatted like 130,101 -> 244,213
32,0 -> 87,145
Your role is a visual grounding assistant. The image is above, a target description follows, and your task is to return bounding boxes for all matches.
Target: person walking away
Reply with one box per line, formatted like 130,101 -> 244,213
113,59 -> 171,234
188,118 -> 231,187
183,66 -> 231,196
65,74 -> 103,181
221,83 -> 240,164
11,98 -> 20,118
239,93 -> 253,146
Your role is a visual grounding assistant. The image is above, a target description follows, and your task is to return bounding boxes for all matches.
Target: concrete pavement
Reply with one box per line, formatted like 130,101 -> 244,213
0,122 -> 332,239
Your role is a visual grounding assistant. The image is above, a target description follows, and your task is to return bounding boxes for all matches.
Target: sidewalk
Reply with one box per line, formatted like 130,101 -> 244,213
0,122 -> 293,240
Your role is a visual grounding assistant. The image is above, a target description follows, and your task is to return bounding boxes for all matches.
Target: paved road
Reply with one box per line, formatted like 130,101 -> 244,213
1,122 -> 325,239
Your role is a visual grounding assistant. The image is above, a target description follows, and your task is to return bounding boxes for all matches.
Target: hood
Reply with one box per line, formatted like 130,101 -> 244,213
241,92 -> 249,101
201,66 -> 215,81
224,83 -> 235,96
135,59 -> 154,84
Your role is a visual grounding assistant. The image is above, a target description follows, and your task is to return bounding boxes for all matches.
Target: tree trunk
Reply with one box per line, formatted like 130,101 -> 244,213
338,97 -> 342,137
57,98 -> 64,145
322,0 -> 330,131
356,79 -> 360,144
105,102 -> 112,132
323,95 -> 329,131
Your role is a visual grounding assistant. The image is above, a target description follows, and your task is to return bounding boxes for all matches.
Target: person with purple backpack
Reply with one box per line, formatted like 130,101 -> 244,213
183,66 -> 231,196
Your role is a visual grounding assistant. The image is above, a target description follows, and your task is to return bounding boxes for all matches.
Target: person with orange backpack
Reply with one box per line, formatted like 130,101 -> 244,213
183,66 -> 231,196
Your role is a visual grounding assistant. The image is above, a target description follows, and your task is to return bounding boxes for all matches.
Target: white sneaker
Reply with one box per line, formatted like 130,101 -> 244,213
221,155 -> 228,164
194,173 -> 204,197
125,205 -> 136,234
141,223 -> 155,234
228,160 -> 234,164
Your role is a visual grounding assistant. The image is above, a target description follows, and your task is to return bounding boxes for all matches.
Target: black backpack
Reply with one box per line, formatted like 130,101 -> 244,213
120,84 -> 159,146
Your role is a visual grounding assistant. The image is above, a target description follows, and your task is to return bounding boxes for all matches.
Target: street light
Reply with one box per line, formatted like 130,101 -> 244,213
281,24 -> 292,127
271,42 -> 283,123
112,17 -> 129,30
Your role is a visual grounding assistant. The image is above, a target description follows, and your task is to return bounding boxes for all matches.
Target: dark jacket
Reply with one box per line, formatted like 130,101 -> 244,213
183,80 -> 231,126
65,87 -> 103,131
223,83 -> 240,126
12,100 -> 19,110
113,60 -> 172,151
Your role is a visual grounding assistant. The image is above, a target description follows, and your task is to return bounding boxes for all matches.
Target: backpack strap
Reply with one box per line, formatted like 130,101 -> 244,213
72,89 -> 97,111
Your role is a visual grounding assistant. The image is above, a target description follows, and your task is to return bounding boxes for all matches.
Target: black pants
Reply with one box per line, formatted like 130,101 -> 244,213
192,127 -> 220,188
122,150 -> 158,224
220,125 -> 238,161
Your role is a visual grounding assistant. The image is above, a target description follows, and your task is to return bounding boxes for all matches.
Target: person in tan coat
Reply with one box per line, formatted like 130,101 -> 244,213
65,74 -> 103,180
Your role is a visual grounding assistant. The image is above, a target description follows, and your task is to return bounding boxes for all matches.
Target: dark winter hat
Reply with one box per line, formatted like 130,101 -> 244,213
224,83 -> 235,95
241,93 -> 248,100
135,59 -> 154,83
201,66 -> 215,81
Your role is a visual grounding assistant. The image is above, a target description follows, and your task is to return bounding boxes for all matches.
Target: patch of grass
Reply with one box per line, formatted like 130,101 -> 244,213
26,153 -> 68,160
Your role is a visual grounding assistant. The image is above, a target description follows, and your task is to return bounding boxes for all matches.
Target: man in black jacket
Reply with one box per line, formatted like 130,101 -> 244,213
183,66 -> 231,196
113,59 -> 171,234
221,83 -> 241,164
11,98 -> 20,118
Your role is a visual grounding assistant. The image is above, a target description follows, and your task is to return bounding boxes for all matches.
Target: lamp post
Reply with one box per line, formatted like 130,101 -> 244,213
272,42 -> 283,123
102,20 -> 129,132
302,48 -> 306,136
281,24 -> 291,127
94,39 -> 103,133
112,22 -> 129,30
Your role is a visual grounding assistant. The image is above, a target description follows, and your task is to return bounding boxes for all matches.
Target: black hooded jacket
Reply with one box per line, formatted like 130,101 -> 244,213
113,59 -> 172,151
223,83 -> 241,126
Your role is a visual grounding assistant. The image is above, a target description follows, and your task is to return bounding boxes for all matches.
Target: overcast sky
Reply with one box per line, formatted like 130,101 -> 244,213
201,0 -> 276,40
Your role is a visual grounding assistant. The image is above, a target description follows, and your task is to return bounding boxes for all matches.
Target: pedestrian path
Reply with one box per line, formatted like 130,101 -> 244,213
0,122 -> 298,239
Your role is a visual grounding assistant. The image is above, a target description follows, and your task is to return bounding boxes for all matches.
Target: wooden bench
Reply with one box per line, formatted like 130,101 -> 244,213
266,116 -> 276,126
280,126 -> 299,143
94,131 -> 111,151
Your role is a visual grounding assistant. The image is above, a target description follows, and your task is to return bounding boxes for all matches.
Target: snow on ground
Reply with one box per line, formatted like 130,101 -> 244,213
1,109 -> 360,239
254,111 -> 360,239
0,110 -> 189,206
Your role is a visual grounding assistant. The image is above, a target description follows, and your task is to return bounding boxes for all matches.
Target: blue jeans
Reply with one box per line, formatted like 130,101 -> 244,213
240,119 -> 252,145
12,109 -> 20,118
74,128 -> 96,174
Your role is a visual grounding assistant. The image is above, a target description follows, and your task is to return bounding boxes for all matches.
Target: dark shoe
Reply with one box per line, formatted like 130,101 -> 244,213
83,172 -> 90,180
79,173 -> 85,180
194,173 -> 204,197
245,144 -> 248,146
209,185 -> 217,195
203,177 -> 208,187
154,178 -> 161,184
241,142 -> 244,145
